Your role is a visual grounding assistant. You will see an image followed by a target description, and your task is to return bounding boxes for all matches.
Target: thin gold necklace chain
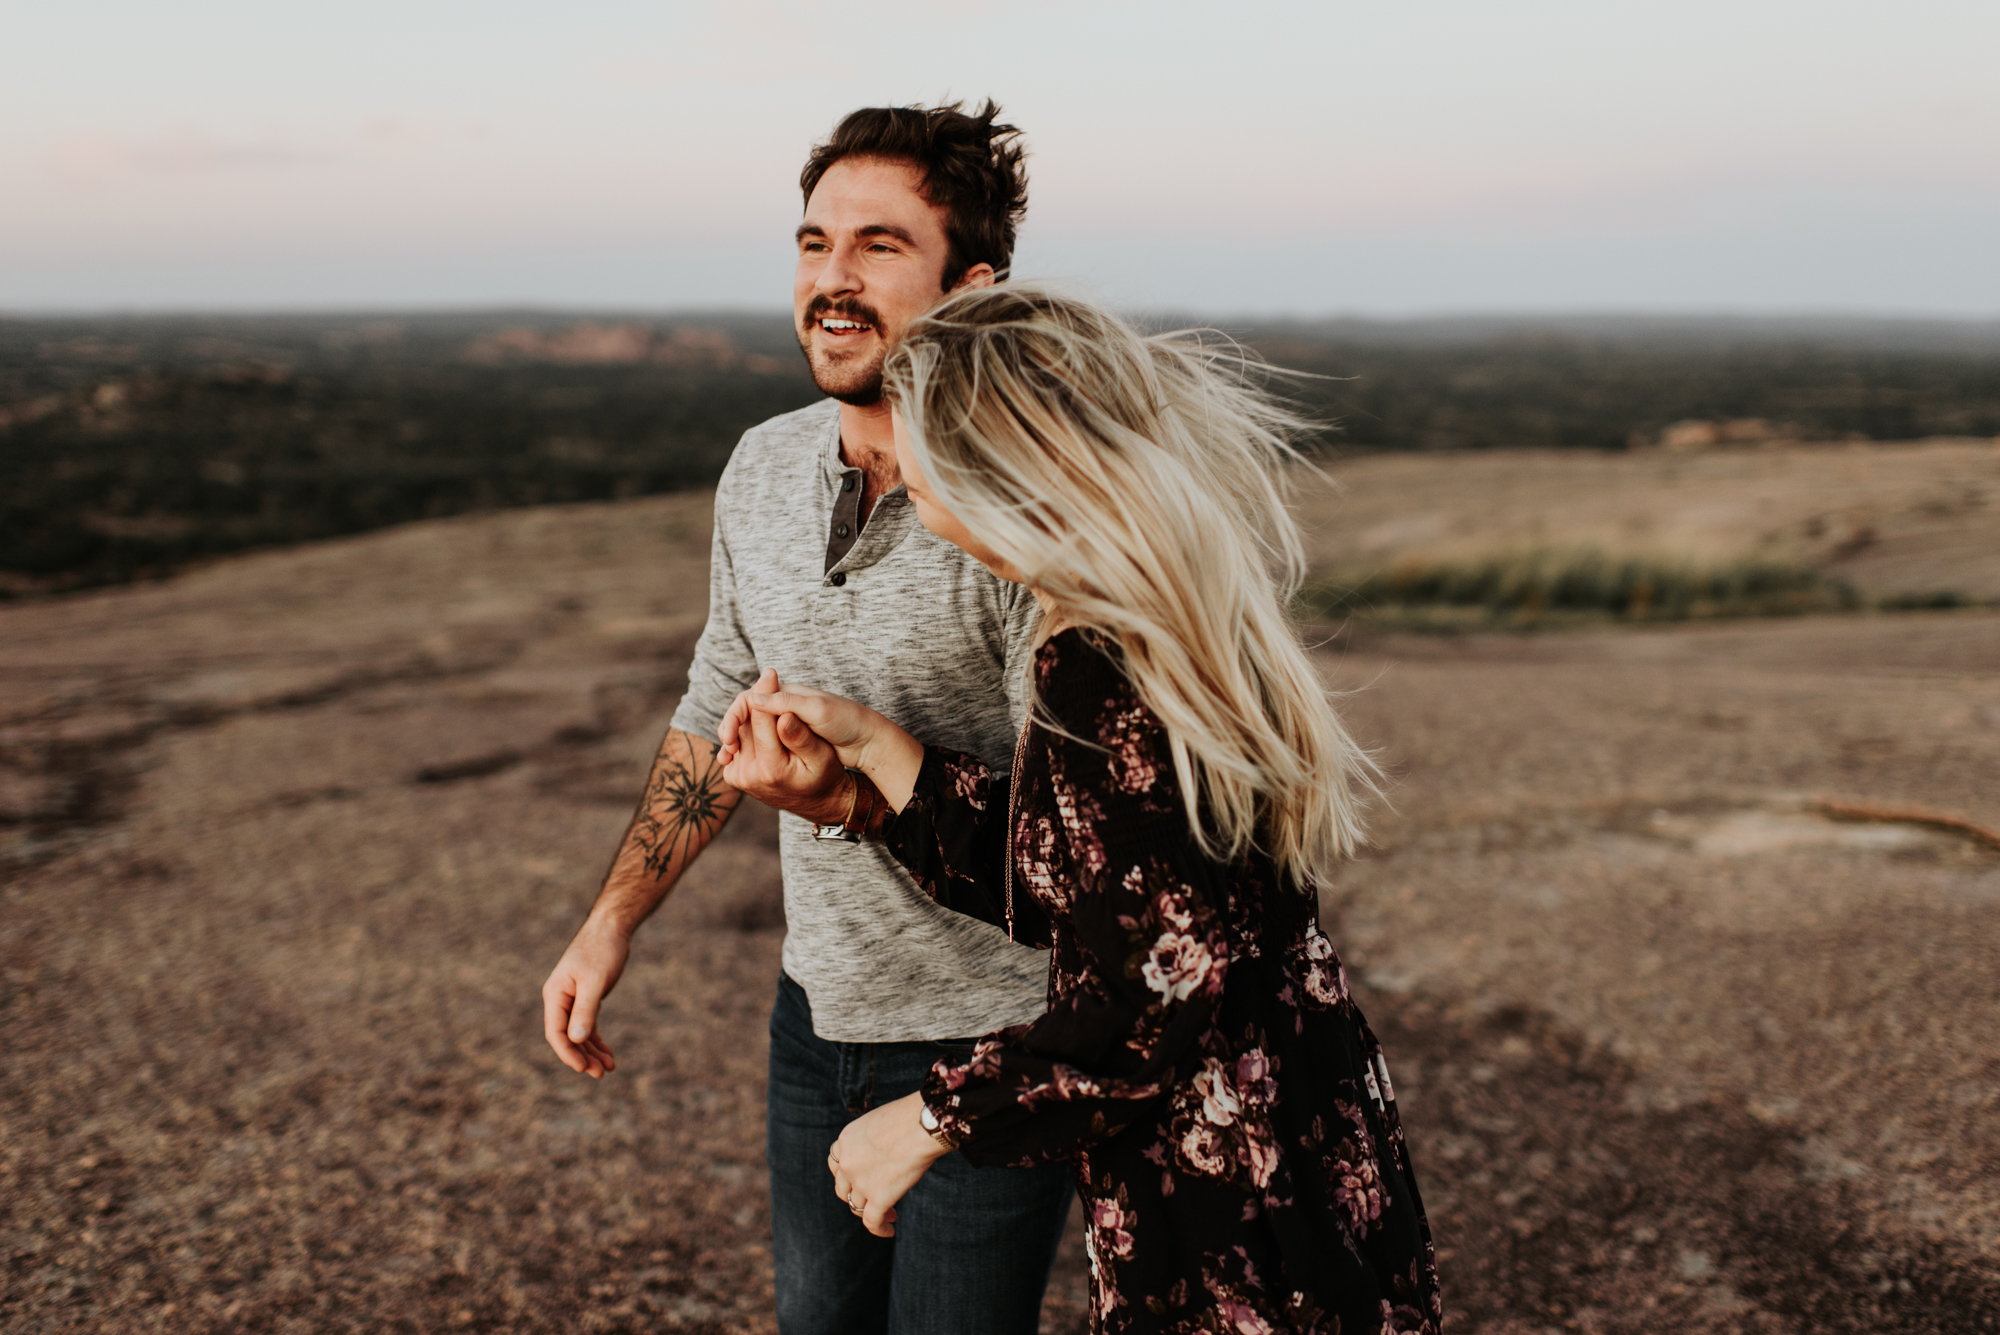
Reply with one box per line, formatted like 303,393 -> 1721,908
1003,709 -> 1031,942
1007,612 -> 1064,943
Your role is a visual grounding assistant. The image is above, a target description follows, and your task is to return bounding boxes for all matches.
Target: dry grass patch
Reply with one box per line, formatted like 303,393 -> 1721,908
1302,549 -> 1870,631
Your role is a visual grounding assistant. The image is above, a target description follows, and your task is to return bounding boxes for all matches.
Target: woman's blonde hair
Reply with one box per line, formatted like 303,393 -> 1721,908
883,283 -> 1378,886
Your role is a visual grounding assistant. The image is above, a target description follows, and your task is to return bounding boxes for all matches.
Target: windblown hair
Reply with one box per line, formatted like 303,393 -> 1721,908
800,100 -> 1028,292
883,284 -> 1379,886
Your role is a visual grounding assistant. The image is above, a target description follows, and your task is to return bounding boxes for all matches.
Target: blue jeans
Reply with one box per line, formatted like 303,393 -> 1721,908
766,973 -> 1072,1335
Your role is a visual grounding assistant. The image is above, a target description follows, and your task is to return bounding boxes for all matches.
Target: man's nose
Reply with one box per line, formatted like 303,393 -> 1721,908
815,243 -> 862,297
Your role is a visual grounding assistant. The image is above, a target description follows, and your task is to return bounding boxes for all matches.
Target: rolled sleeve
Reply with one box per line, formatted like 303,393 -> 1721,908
669,475 -> 760,745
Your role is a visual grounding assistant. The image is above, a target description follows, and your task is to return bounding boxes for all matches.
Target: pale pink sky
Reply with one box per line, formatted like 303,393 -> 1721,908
4,0 -> 1996,312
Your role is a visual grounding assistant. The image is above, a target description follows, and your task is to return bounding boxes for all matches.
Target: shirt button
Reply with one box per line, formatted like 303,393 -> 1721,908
836,522 -> 851,539
842,476 -> 856,493
830,572 -> 847,587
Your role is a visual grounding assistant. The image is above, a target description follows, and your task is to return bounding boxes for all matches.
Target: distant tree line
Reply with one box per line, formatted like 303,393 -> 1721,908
1231,318 -> 2000,451
3,312 -> 1998,594
0,314 -> 820,594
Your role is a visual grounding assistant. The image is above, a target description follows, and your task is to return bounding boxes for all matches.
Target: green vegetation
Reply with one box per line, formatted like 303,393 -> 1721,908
1231,315 -> 2000,452
0,313 -> 821,595
1299,549 -> 1892,631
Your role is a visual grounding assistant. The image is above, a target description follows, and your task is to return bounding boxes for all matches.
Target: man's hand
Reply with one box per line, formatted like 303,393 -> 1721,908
540,727 -> 738,1079
719,669 -> 925,814
827,1091 -> 952,1238
541,919 -> 629,1078
718,668 -> 857,826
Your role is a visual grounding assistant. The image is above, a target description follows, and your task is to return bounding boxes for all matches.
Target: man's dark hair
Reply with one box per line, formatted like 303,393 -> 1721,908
800,100 -> 1028,292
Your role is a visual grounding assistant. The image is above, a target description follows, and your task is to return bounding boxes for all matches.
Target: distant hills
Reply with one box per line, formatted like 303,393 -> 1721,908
4,311 -> 1997,595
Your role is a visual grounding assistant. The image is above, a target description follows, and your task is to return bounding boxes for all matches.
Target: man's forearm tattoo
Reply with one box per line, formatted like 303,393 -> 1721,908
631,744 -> 729,878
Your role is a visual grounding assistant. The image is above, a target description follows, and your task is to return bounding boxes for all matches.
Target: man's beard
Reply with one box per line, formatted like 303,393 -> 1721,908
797,296 -> 888,406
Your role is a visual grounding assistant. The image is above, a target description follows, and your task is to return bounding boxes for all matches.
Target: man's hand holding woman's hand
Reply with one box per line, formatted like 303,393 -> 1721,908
718,671 -> 924,814
711,668 -> 846,824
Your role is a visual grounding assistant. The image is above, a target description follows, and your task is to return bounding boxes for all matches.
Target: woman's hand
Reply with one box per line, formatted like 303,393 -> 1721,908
827,1092 -> 952,1238
716,669 -> 846,811
718,673 -> 925,812
720,678 -> 878,767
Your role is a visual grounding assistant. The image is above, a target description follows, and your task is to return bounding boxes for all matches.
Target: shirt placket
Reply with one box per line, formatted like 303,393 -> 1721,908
824,468 -> 863,584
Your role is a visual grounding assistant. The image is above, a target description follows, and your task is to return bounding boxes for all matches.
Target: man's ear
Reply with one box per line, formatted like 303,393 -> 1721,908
950,262 -> 997,292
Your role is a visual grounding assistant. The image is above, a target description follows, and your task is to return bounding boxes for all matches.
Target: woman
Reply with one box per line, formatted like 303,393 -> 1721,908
718,286 -> 1441,1334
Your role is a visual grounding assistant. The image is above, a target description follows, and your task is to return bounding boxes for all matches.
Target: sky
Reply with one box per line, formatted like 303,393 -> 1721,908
3,0 -> 1997,316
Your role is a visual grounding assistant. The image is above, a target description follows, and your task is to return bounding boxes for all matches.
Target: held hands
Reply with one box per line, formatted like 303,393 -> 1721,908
712,669 -> 853,825
827,1092 -> 952,1238
718,670 -> 924,813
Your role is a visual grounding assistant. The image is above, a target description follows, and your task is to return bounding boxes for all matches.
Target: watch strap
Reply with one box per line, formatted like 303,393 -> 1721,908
918,1100 -> 958,1149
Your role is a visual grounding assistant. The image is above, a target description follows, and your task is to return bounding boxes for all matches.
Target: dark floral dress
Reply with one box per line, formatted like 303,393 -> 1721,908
886,629 -> 1442,1335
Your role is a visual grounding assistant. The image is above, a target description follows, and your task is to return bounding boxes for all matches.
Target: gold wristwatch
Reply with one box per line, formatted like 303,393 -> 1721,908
918,1100 -> 957,1150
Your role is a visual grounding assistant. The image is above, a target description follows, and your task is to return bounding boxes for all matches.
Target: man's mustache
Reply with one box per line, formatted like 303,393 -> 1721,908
802,296 -> 884,331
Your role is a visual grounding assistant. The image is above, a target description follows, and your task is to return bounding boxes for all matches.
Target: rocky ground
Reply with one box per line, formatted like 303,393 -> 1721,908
3,476 -> 1997,1333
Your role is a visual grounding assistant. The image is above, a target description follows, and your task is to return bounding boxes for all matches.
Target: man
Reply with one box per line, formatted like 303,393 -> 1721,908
539,102 -> 1070,1334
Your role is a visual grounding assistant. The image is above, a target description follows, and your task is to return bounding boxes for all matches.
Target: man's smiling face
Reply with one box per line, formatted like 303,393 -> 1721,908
794,156 -> 981,406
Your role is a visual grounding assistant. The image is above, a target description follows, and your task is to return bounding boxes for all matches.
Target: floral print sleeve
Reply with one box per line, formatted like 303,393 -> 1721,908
886,748 -> 1054,950
903,634 -> 1233,1169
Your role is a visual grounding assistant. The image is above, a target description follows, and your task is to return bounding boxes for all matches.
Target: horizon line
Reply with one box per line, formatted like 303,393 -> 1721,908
7,304 -> 2000,327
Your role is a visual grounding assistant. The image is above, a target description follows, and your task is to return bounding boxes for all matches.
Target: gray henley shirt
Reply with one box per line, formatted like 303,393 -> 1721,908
670,399 -> 1050,1042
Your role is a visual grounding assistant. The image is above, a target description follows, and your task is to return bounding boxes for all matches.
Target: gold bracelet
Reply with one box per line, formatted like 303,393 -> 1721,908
811,772 -> 862,843
847,775 -> 875,837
